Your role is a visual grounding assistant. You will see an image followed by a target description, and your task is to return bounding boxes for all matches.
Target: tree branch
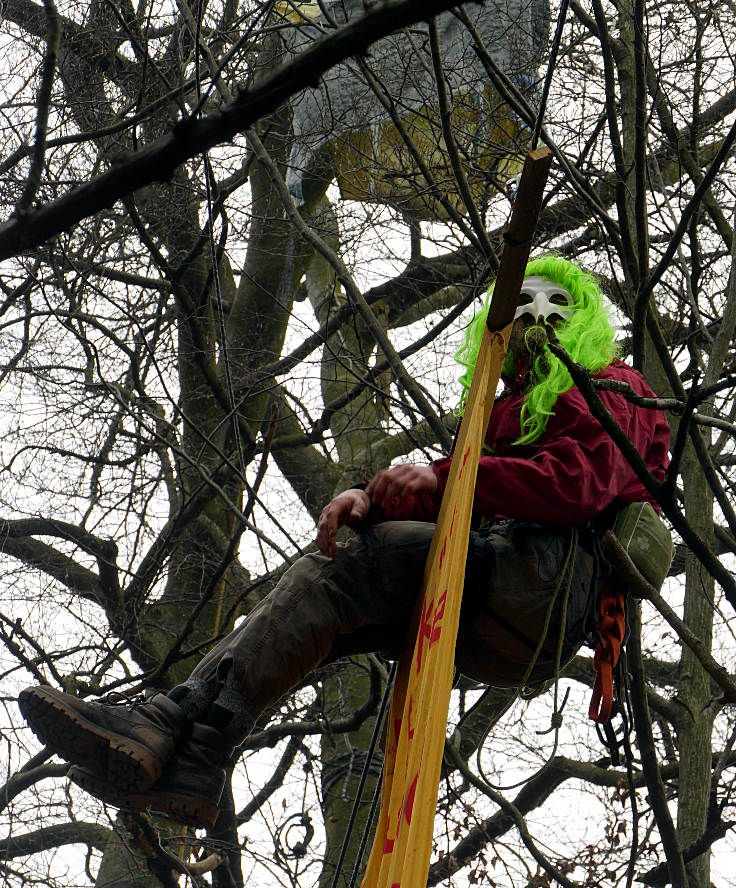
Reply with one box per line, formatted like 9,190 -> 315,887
548,339 -> 736,606
247,127 -> 453,450
628,602 -> 688,888
0,0 -> 478,261
429,748 -> 574,886
0,761 -> 68,814
2,0 -> 134,83
15,0 -> 60,214
640,820 -> 735,887
0,823 -> 111,858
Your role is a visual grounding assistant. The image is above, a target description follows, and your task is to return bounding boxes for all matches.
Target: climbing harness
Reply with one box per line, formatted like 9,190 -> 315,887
530,0 -> 570,150
357,149 -> 552,888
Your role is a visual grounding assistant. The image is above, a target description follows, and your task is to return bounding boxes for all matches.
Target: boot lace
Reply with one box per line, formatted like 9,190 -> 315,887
101,691 -> 149,708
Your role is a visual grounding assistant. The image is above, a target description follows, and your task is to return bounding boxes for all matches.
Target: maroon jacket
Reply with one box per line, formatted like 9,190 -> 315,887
369,359 -> 670,528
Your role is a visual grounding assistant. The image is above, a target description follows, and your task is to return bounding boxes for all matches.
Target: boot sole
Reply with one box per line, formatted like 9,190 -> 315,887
69,767 -> 219,830
18,688 -> 161,792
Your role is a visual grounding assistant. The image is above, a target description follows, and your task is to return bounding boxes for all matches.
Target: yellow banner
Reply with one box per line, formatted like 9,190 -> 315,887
361,322 -> 512,888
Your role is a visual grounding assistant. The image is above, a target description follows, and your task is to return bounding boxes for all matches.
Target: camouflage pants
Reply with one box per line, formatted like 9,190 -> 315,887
190,520 -> 603,722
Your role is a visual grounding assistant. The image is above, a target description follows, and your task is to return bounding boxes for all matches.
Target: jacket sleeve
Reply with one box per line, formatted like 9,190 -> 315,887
358,489 -> 442,526
430,381 -> 666,525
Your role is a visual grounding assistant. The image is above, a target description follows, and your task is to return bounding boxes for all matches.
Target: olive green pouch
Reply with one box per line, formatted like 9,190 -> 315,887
612,502 -> 673,592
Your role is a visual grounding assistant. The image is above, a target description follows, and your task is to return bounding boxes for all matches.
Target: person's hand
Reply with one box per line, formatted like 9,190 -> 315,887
365,464 -> 437,508
316,489 -> 371,558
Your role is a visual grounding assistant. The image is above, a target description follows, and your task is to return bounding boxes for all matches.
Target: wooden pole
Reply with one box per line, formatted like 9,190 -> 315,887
487,147 -> 554,331
360,146 -> 552,888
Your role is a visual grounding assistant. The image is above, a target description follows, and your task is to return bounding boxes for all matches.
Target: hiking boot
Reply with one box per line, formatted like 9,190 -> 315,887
18,686 -> 188,792
68,722 -> 230,829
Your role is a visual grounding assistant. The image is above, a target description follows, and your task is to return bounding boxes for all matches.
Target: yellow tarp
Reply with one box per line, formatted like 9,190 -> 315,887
361,321 -> 512,887
273,1 -> 528,221
331,94 -> 526,221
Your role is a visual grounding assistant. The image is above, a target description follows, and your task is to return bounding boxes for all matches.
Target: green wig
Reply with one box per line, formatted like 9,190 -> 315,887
455,256 -> 617,446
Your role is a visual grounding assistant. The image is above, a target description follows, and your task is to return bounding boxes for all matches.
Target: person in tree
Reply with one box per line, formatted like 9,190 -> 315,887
19,257 -> 670,829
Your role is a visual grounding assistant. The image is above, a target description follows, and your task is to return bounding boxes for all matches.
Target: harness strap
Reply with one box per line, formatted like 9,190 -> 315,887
588,581 -> 627,724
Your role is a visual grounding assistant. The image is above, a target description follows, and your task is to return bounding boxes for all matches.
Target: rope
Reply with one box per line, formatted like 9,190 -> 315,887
194,0 -> 248,484
329,662 -> 397,888
192,0 -> 251,639
322,749 -> 384,796
538,528 -> 577,739
349,772 -> 384,888
531,0 -> 570,150
475,528 -> 578,792
620,655 -> 640,888
204,157 -> 247,476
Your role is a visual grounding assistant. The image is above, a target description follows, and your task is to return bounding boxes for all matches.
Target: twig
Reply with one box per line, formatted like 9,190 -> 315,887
122,812 -> 226,880
15,0 -> 60,214
247,127 -> 452,450
639,820 -> 734,887
0,0 -> 479,260
630,0 -> 650,367
237,732 -> 306,824
455,6 -> 618,238
548,339 -> 736,607
240,668 -> 383,750
444,741 -> 580,888
142,401 -> 279,687
589,0 -> 638,284
357,56 -> 487,253
635,111 -> 736,311
0,761 -> 68,815
627,602 -> 688,888
428,19 -> 494,260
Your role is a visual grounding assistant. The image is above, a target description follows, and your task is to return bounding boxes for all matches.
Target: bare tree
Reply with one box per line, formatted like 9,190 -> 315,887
1,1 -> 736,886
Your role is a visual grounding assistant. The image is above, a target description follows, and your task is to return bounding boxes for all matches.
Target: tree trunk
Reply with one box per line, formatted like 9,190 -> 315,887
319,659 -> 385,888
676,444 -> 715,888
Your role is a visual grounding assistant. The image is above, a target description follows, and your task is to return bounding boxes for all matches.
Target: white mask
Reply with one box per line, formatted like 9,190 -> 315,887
514,276 -> 574,323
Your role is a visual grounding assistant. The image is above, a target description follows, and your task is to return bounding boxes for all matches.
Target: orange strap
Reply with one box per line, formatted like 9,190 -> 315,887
588,582 -> 627,724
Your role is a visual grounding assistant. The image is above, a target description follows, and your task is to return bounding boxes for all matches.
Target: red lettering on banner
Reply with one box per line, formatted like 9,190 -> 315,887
383,811 -> 395,854
430,588 -> 447,646
407,694 -> 415,740
438,535 -> 447,569
457,444 -> 471,480
417,595 -> 433,674
405,770 -> 419,825
449,506 -> 456,539
382,766 -> 422,855
418,586 -> 450,671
